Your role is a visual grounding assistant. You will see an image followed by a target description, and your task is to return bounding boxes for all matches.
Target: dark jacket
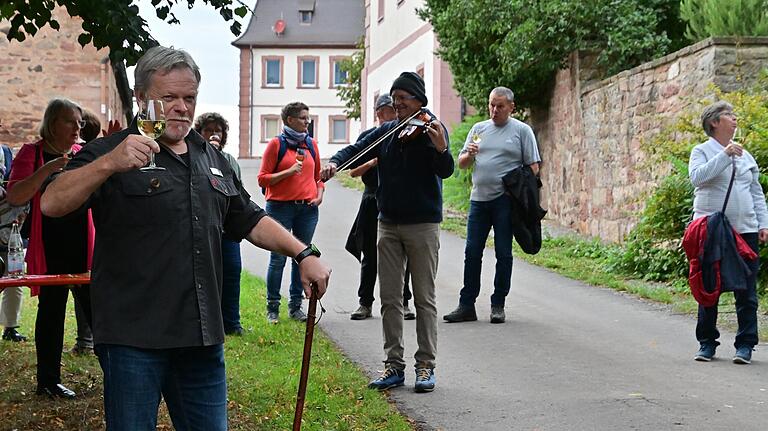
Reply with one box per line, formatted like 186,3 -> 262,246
502,165 -> 546,254
330,111 -> 454,224
682,211 -> 757,307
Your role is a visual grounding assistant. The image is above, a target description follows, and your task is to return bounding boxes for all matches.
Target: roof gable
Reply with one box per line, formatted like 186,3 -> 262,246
233,0 -> 364,47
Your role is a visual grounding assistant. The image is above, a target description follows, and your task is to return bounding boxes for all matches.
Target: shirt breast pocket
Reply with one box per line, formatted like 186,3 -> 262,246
116,173 -> 178,226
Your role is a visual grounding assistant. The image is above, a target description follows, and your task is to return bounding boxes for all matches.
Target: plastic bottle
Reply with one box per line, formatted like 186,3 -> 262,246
7,222 -> 24,277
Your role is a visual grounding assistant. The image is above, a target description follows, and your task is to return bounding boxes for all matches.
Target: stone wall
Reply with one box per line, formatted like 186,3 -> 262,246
0,8 -> 127,150
531,37 -> 768,242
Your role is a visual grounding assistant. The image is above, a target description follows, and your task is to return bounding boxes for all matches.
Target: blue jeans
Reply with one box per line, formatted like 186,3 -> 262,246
460,195 -> 514,307
221,238 -> 243,332
95,344 -> 227,431
265,201 -> 319,310
696,232 -> 760,349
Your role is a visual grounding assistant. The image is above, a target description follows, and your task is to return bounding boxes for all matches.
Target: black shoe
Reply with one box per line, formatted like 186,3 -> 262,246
443,305 -> 477,322
403,305 -> 416,320
490,305 -> 506,324
37,383 -> 76,399
350,305 -> 372,320
289,307 -> 308,322
2,327 -> 27,342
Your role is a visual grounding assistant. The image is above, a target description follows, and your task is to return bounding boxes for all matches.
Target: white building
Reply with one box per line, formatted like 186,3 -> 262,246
233,0 -> 365,158
361,0 -> 464,132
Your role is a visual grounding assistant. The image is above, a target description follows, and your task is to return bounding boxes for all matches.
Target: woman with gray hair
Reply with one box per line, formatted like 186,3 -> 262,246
6,97 -> 95,398
688,100 -> 768,364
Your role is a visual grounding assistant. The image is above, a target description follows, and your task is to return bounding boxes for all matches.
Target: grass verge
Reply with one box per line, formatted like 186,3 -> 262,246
0,273 -> 414,430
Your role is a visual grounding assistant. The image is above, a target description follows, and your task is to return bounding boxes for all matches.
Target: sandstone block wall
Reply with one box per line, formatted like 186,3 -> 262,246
531,37 -> 768,243
0,9 -> 127,150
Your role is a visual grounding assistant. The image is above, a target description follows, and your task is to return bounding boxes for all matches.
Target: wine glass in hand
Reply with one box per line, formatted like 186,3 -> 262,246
137,99 -> 166,171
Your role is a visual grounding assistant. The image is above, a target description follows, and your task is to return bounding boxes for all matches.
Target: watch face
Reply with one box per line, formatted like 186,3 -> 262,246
310,244 -> 321,255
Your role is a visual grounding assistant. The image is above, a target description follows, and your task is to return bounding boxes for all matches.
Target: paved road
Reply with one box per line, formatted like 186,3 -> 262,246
238,160 -> 767,431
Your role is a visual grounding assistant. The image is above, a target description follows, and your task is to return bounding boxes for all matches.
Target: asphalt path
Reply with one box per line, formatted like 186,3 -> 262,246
237,160 -> 767,431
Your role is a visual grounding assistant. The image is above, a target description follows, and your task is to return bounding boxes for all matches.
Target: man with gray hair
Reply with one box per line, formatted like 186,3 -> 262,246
444,87 -> 540,324
41,46 -> 331,429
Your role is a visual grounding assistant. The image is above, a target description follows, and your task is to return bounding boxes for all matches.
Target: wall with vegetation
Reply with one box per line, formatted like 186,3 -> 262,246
531,37 -> 768,242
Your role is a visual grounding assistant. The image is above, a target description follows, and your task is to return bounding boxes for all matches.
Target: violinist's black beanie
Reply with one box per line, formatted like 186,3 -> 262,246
390,72 -> 428,106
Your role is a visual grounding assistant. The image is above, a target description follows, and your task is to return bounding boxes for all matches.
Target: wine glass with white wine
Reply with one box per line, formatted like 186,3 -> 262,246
137,99 -> 166,171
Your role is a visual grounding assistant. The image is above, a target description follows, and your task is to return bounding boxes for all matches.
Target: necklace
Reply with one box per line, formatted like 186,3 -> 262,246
43,140 -> 73,156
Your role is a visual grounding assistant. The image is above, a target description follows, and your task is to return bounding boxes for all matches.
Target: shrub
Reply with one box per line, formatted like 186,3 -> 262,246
681,0 -> 768,41
442,114 -> 484,212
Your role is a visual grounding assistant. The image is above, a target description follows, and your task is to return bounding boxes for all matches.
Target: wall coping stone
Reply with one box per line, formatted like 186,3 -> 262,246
580,37 -> 768,95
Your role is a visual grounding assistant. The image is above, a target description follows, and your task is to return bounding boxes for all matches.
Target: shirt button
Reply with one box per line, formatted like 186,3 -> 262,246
195,249 -> 201,255
197,283 -> 202,289
193,215 -> 199,221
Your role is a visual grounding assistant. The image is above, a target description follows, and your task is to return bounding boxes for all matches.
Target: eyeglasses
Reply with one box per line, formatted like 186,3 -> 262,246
392,95 -> 418,104
67,119 -> 86,129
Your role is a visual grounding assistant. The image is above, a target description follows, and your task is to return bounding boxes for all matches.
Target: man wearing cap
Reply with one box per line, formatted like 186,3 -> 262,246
347,95 -> 415,321
322,72 -> 454,393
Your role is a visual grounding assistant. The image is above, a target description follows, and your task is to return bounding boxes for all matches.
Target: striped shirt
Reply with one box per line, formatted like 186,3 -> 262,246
689,137 -> 768,233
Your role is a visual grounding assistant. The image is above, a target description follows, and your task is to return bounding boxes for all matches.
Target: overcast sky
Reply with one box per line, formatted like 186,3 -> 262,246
128,0 -> 248,156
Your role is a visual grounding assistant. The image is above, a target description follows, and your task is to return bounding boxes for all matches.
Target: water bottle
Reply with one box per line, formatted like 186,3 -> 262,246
7,222 -> 24,278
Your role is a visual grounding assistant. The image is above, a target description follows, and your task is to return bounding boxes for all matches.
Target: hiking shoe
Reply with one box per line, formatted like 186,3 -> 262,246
289,307 -> 308,322
414,368 -> 435,393
490,305 -> 506,324
694,344 -> 716,362
69,344 -> 94,355
267,310 -> 279,324
443,305 -> 477,322
368,367 -> 405,391
2,327 -> 27,342
733,346 -> 753,364
350,305 -> 372,320
403,305 -> 416,320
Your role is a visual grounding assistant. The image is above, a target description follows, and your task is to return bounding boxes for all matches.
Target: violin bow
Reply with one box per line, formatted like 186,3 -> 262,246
333,108 -> 427,173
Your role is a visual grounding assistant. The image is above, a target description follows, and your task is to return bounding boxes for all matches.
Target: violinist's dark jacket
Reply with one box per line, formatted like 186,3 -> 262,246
330,110 -> 454,224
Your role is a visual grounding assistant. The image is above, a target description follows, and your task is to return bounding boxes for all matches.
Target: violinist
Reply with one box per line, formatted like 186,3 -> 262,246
321,72 -> 453,393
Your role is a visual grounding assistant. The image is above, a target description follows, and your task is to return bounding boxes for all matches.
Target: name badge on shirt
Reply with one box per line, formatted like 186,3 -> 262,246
210,167 -> 223,177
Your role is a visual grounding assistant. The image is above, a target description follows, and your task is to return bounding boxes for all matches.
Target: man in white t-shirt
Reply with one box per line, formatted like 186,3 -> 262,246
444,87 -> 541,324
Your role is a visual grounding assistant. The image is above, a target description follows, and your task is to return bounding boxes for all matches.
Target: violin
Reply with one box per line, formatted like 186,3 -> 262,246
397,109 -> 435,142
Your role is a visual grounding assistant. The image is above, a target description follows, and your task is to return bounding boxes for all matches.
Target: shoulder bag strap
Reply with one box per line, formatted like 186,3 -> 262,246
721,157 -> 737,213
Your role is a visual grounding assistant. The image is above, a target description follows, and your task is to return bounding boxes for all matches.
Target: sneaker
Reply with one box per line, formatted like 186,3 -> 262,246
490,305 -> 506,324
289,307 -> 308,322
414,368 -> 435,393
350,305 -> 372,320
368,367 -> 405,391
267,310 -> 279,324
443,305 -> 477,323
733,346 -> 753,364
403,305 -> 416,320
2,327 -> 27,342
694,344 -> 716,362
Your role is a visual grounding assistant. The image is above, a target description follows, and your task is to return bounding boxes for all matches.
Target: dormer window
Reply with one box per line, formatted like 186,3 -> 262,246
298,0 -> 315,24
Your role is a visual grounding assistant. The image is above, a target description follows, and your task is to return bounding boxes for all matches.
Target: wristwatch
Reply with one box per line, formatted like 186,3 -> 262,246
294,243 -> 321,264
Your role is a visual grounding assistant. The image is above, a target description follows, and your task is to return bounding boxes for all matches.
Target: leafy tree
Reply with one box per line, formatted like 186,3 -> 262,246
681,0 -> 768,40
337,38 -> 365,120
0,0 -> 251,66
418,0 -> 686,110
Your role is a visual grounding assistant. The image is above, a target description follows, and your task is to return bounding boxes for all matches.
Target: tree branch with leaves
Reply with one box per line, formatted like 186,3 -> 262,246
0,0 -> 251,66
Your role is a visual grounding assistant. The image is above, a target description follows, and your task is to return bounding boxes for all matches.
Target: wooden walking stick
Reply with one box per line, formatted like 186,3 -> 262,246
293,284 -> 319,431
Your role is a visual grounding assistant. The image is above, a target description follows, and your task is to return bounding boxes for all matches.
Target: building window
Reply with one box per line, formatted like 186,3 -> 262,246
262,56 -> 283,88
309,115 -> 319,138
261,115 -> 281,142
329,56 -> 349,87
298,56 -> 319,88
329,116 -> 349,143
300,11 -> 313,23
378,0 -> 385,22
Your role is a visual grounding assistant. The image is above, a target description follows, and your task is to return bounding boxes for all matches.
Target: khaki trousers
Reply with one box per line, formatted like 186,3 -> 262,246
377,221 -> 439,370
